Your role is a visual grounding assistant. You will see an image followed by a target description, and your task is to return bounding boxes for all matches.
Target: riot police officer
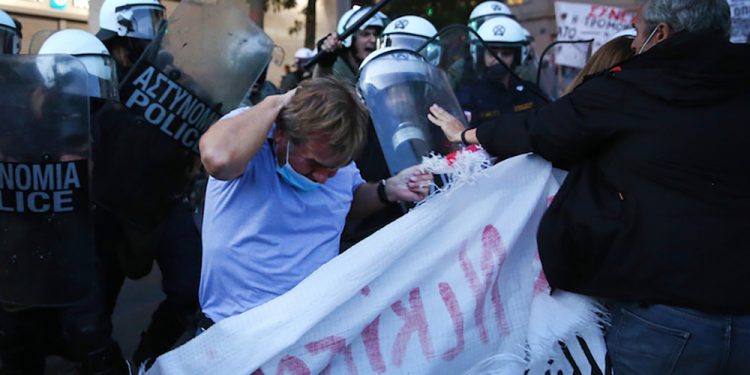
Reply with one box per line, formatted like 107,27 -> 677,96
467,1 -> 537,82
96,0 -> 165,80
457,16 -> 547,129
0,29 -> 131,375
0,9 -> 20,55
315,6 -> 389,84
94,0 -> 202,369
279,47 -> 313,93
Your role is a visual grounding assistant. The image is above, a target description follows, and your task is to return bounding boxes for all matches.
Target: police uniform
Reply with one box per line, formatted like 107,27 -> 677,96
457,75 -> 547,129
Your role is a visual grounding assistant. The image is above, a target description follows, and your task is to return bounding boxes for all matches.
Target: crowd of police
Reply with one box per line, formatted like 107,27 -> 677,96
1,0 -> 750,373
1,0 -> 199,373
0,1 -> 559,371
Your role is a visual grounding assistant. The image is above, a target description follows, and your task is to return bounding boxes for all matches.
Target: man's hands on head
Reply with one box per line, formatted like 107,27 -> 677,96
200,92 -> 297,181
280,88 -> 297,108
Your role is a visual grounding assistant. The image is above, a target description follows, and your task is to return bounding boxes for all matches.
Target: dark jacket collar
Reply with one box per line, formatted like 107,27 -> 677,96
606,31 -> 750,105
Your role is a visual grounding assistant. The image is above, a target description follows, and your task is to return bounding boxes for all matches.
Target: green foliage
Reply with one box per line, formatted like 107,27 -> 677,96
354,0 -> 482,29
289,19 -> 304,35
264,0 -> 297,12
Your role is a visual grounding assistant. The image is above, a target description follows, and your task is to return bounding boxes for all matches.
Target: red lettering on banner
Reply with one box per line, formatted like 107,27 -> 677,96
439,282 -> 465,361
460,242 -> 489,343
483,226 -> 510,336
609,9 -> 627,21
305,336 -> 357,375
362,315 -> 386,374
460,225 -> 510,342
590,5 -> 620,18
391,288 -> 435,367
490,282 -> 510,336
276,356 -> 310,375
588,5 -> 600,17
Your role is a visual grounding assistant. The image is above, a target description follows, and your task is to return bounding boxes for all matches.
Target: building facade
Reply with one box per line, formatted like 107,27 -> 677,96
1,0 -> 647,86
510,0 -> 641,54
1,0 -> 351,84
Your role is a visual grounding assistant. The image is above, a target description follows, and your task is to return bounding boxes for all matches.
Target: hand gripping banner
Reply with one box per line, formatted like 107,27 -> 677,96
146,154 -> 608,374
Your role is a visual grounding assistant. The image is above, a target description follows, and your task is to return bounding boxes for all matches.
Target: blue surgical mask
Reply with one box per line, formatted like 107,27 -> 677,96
275,140 -> 320,191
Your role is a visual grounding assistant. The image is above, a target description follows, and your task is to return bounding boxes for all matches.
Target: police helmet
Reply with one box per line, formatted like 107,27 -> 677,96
337,6 -> 389,48
39,29 -> 119,100
0,10 -> 20,54
476,16 -> 529,65
469,1 -> 514,32
378,15 -> 437,53
96,0 -> 165,42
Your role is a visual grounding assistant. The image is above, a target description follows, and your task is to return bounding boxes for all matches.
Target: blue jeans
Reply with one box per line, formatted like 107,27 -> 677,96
606,303 -> 750,374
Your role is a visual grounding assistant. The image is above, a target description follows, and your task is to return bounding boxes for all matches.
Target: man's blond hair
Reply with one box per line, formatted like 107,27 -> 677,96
277,77 -> 369,167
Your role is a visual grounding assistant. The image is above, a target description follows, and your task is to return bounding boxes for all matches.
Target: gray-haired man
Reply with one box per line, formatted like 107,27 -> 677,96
431,0 -> 750,372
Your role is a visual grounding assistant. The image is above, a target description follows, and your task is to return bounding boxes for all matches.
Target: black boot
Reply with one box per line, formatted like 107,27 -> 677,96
0,350 -> 45,375
80,342 -> 130,375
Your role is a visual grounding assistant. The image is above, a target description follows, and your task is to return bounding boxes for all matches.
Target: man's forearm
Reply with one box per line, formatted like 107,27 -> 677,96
349,165 -> 432,219
199,95 -> 285,180
349,182 -> 388,220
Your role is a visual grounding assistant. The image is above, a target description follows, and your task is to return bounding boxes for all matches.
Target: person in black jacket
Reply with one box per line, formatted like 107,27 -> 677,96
429,0 -> 750,372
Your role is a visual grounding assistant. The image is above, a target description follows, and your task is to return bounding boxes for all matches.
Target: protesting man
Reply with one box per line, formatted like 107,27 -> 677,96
458,16 -> 547,129
0,30 -> 131,375
430,0 -> 750,372
314,6 -> 388,84
197,77 -> 432,327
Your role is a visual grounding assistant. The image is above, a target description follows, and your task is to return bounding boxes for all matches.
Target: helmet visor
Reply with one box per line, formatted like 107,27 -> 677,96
0,26 -> 19,54
378,34 -> 428,52
77,54 -> 119,101
468,16 -> 487,33
116,4 -> 165,40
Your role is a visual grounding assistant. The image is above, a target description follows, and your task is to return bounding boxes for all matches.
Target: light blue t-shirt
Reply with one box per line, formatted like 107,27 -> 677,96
199,122 -> 365,323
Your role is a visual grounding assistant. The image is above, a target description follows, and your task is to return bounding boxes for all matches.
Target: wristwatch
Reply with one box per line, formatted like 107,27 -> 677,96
377,179 -> 390,204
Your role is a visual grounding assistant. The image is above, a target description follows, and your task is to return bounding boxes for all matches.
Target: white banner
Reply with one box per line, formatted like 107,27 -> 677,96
146,155 -> 607,375
730,0 -> 750,43
554,1 -> 637,68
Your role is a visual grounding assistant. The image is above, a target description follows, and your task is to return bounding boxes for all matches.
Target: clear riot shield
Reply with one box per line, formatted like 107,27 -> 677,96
93,0 -> 275,229
417,25 -> 487,93
28,30 -> 57,55
0,54 -> 95,306
535,39 -> 593,100
358,49 -> 467,175
418,25 -> 549,128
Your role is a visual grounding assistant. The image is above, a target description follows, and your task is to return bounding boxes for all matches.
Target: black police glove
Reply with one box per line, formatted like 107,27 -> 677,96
316,33 -> 339,68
